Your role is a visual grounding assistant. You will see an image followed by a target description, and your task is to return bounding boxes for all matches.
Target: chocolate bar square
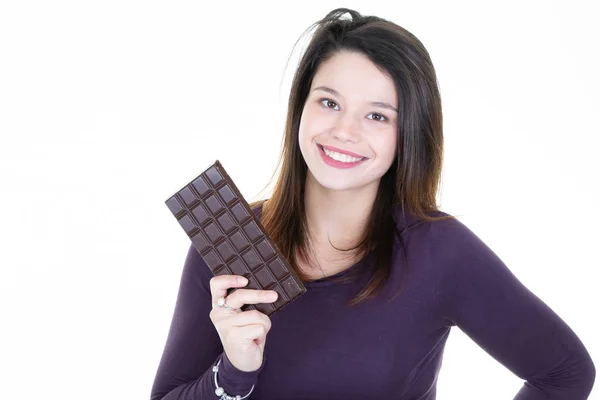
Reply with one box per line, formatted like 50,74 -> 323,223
165,160 -> 307,316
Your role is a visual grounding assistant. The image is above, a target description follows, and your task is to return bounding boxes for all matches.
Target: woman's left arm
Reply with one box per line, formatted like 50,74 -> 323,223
432,217 -> 596,399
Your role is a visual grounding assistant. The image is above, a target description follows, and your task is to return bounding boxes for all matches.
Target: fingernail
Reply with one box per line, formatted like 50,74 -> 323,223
239,277 -> 248,285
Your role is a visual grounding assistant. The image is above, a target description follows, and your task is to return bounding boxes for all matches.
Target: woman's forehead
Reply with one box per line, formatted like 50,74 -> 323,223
311,51 -> 397,105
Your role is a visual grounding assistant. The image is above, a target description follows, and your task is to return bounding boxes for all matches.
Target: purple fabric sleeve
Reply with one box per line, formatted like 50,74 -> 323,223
433,218 -> 596,399
150,244 -> 265,400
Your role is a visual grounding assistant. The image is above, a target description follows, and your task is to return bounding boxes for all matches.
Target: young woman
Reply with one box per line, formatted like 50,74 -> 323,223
150,8 -> 595,400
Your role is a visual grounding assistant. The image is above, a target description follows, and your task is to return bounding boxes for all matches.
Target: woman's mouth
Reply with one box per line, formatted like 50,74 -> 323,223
317,144 -> 368,169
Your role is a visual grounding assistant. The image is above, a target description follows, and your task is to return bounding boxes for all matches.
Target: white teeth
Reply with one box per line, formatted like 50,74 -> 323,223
323,147 -> 363,163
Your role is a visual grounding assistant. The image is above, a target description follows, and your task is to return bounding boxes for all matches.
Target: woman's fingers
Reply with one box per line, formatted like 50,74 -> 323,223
227,309 -> 272,329
209,275 -> 248,308
229,323 -> 270,343
223,288 -> 278,309
207,279 -> 276,373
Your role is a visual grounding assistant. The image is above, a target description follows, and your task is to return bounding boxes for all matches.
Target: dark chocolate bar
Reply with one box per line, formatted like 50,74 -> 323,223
165,160 -> 307,316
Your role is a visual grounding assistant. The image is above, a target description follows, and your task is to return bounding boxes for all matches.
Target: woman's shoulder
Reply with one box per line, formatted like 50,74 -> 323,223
391,203 -> 456,231
180,241 -> 214,296
410,208 -> 496,268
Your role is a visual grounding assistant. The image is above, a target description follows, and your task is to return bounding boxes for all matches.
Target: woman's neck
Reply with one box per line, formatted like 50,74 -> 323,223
303,171 -> 379,249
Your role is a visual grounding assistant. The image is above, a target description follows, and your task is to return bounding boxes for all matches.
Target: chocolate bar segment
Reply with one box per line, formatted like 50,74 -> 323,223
165,160 -> 307,316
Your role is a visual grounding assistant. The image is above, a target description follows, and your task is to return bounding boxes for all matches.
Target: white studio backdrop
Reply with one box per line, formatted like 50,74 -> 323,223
0,1 -> 598,399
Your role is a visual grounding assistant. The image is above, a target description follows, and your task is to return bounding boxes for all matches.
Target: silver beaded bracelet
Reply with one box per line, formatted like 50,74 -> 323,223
212,359 -> 255,400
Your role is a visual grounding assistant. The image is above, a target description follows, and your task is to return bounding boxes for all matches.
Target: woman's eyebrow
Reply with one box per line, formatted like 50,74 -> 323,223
312,85 -> 398,113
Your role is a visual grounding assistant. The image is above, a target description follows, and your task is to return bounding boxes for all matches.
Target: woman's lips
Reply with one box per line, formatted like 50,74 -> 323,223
317,144 -> 368,169
319,144 -> 366,159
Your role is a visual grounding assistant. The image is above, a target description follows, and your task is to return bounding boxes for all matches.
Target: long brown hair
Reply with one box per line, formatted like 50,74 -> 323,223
250,8 -> 456,306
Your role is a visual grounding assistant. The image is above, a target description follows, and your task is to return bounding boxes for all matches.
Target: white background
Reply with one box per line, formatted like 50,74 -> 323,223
1,1 -> 598,399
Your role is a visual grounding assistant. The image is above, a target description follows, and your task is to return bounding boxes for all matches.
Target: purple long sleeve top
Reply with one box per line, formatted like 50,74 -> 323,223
150,203 -> 595,399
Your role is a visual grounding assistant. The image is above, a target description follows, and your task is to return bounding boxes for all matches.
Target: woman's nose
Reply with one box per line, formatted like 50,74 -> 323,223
332,113 -> 361,143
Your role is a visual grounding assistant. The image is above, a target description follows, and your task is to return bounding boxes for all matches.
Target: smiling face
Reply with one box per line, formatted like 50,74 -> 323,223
298,50 -> 398,193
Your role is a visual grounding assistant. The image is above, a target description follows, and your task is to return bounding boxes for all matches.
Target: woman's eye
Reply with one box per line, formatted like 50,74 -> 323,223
320,99 -> 339,110
319,98 -> 388,123
368,113 -> 387,122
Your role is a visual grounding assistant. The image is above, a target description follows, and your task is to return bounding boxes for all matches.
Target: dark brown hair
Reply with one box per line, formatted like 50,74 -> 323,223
250,8 -> 456,306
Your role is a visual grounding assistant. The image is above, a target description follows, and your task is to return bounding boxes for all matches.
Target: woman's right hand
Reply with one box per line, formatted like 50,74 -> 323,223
209,275 -> 279,372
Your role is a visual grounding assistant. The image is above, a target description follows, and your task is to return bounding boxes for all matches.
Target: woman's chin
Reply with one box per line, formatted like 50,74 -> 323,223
310,175 -> 369,193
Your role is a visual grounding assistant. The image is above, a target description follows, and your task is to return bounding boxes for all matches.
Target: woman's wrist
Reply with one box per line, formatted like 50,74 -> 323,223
216,352 -> 266,393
